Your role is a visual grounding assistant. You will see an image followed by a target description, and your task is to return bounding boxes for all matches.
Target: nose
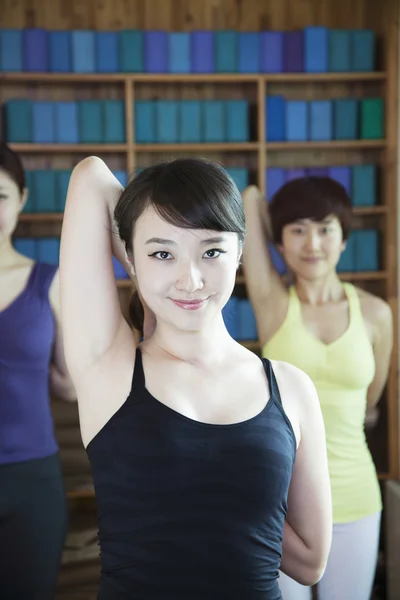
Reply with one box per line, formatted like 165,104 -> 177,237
305,230 -> 321,252
175,261 -> 204,293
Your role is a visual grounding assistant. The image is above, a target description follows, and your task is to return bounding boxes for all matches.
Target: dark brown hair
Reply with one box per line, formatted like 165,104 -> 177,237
269,176 -> 352,244
114,157 -> 246,333
0,143 -> 25,193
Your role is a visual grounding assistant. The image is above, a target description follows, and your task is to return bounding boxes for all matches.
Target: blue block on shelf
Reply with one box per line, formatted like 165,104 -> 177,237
156,101 -> 179,143
103,100 -> 125,143
112,256 -> 129,279
352,165 -> 376,207
350,30 -> 375,72
119,30 -> 144,72
23,28 -> 48,71
113,171 -> 128,187
307,167 -> 328,177
13,238 -> 37,260
222,296 -> 239,339
191,31 -> 214,73
270,243 -> 286,275
283,30 -> 304,72
54,102 -> 79,143
328,30 -> 351,72
238,32 -> 260,73
309,100 -> 332,141
304,26 -> 328,72
37,238 -> 60,266
215,31 -> 237,73
337,234 -> 355,273
333,99 -> 358,140
238,299 -> 258,341
33,170 -> 57,212
203,100 -> 225,142
266,96 -> 285,141
32,102 -> 55,143
169,32 -> 190,73
95,31 -> 119,73
0,29 -> 23,71
286,168 -> 306,181
144,31 -> 168,73
328,166 -> 351,195
266,167 -> 285,201
24,170 -> 36,213
179,100 -> 202,143
134,101 -> 156,143
225,100 -> 249,142
48,31 -> 71,72
55,169 -> 72,211
71,30 -> 95,73
6,99 -> 32,142
78,100 -> 103,143
226,168 -> 249,193
354,229 -> 379,271
286,100 -> 308,141
261,31 -> 283,73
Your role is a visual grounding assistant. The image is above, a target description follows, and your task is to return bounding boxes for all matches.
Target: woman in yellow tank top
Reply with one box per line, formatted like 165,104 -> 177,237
242,178 -> 393,600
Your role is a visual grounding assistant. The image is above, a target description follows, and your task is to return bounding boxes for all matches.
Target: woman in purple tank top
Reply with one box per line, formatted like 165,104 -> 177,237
0,144 -> 75,600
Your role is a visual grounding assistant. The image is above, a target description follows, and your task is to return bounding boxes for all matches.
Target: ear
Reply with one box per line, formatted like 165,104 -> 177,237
341,240 -> 347,252
237,246 -> 243,270
19,187 -> 28,214
124,249 -> 136,277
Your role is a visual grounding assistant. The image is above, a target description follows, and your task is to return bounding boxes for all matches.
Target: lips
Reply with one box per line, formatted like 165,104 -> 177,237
171,299 -> 207,310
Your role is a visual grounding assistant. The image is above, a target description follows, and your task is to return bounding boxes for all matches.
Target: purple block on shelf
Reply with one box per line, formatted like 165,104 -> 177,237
23,28 -> 48,71
307,167 -> 329,177
144,31 -> 168,73
261,31 -> 283,73
328,166 -> 351,194
191,31 -> 214,73
286,168 -> 306,182
283,30 -> 304,72
266,167 -> 286,201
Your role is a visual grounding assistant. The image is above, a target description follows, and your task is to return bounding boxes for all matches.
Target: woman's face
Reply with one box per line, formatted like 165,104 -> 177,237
131,205 -> 241,333
278,214 -> 346,280
0,169 -> 26,244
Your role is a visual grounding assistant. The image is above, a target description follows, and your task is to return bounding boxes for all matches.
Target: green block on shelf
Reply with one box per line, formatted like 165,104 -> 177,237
103,100 -> 125,143
6,99 -> 32,142
78,100 -> 103,143
351,165 -> 376,206
23,170 -> 36,213
55,169 -> 72,212
34,170 -> 57,212
360,98 -> 384,139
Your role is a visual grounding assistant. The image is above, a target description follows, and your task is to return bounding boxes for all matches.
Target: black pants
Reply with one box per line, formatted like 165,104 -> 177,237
0,452 -> 68,600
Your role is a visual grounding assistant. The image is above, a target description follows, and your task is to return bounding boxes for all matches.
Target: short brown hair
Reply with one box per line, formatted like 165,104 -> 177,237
269,176 -> 352,244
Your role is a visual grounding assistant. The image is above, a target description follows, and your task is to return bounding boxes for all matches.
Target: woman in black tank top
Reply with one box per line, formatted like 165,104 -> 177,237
59,157 -> 332,599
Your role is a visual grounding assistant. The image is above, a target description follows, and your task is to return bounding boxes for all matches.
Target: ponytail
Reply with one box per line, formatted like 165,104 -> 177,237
128,290 -> 144,335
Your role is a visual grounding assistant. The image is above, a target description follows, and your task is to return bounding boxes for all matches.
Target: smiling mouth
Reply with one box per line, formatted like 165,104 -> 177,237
302,257 -> 323,263
171,298 -> 208,310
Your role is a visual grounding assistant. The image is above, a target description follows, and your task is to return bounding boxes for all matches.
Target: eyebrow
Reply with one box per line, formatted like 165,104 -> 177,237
145,235 -> 228,245
293,217 -> 333,224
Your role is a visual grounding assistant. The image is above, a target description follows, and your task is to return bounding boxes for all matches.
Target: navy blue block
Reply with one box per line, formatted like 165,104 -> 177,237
261,31 -> 283,73
23,28 -> 48,71
266,168 -> 285,201
238,299 -> 258,341
328,166 -> 351,195
144,31 -> 168,73
13,238 -> 37,260
238,32 -> 260,73
49,31 -> 71,72
266,96 -> 285,141
190,31 -> 214,73
95,31 -> 119,73
37,238 -> 60,266
0,29 -> 23,71
222,296 -> 239,340
113,256 -> 129,279
270,244 -> 286,275
286,168 -> 306,182
304,26 -> 328,72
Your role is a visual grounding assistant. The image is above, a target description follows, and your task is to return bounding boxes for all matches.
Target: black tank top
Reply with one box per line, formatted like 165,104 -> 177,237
86,349 -> 297,599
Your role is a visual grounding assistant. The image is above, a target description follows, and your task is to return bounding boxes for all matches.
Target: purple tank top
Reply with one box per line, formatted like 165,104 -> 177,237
0,262 -> 58,464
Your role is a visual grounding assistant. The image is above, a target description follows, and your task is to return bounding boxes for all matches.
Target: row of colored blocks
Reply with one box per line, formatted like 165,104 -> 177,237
0,28 -> 375,74
22,170 -> 128,213
5,99 -> 250,144
267,165 -> 378,206
267,97 -> 384,142
222,298 -> 258,341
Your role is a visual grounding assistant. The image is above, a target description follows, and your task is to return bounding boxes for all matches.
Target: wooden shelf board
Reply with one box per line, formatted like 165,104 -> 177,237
267,140 -> 386,151
0,72 -> 387,84
135,142 -> 259,152
9,143 -> 127,153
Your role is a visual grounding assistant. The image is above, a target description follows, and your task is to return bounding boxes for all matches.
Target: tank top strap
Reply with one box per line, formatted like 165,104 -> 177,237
261,357 -> 283,406
28,262 -> 58,301
285,286 -> 302,322
131,347 -> 146,394
342,282 -> 363,322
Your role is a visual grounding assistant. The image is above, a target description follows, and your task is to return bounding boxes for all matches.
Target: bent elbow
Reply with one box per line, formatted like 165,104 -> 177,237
295,562 -> 327,587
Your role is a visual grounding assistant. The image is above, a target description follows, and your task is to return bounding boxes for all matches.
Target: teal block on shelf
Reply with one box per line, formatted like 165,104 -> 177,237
226,167 -> 249,192
351,165 -> 376,207
78,100 -> 103,143
328,30 -> 351,72
225,100 -> 249,142
215,31 -> 237,73
350,30 -> 375,72
309,100 -> 332,141
119,30 -> 144,72
179,100 -> 201,142
286,100 -> 307,141
333,99 -> 358,140
203,100 -> 225,142
103,100 -> 125,143
134,101 -> 156,143
13,238 -> 37,260
155,101 -> 179,143
354,229 -> 379,271
55,170 -> 72,211
337,234 -> 355,273
168,32 -> 190,73
6,99 -> 32,142
37,238 -> 60,266
24,170 -> 36,213
33,170 -> 57,212
113,171 -> 128,187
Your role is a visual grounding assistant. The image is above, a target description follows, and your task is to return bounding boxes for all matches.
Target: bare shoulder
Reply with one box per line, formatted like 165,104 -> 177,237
355,286 -> 392,329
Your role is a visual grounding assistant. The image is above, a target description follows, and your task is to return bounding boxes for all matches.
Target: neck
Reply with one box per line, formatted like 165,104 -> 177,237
294,271 -> 344,305
0,237 -> 17,268
146,313 -> 232,365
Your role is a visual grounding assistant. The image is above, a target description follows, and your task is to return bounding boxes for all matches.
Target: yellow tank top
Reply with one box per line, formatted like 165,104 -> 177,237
262,283 -> 381,524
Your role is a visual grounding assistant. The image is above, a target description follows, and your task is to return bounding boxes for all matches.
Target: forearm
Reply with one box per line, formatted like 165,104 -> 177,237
280,521 -> 326,586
